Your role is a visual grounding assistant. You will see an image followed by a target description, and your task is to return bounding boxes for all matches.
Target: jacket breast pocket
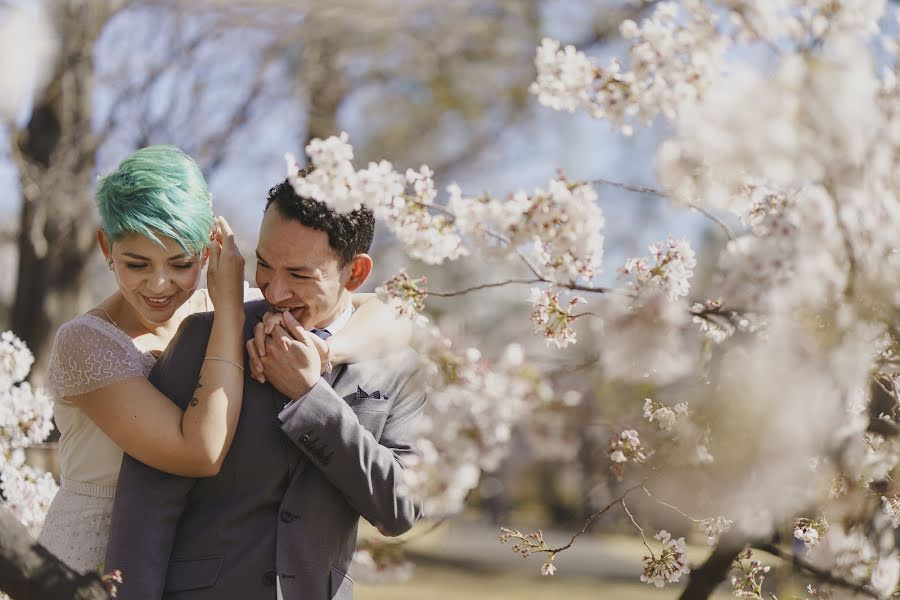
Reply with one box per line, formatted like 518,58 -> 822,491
164,555 -> 224,593
352,404 -> 390,439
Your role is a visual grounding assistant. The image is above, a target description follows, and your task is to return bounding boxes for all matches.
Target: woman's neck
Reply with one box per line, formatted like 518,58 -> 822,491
104,291 -> 199,346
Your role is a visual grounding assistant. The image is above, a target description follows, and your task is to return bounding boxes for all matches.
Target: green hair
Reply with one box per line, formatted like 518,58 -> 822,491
96,145 -> 214,254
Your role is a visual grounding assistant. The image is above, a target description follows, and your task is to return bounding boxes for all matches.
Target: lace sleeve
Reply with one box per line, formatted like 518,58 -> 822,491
46,317 -> 147,399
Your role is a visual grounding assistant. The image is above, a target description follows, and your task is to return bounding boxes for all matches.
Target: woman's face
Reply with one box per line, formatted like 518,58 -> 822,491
102,231 -> 206,326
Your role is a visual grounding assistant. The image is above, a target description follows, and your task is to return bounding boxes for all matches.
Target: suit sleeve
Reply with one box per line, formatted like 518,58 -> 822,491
104,313 -> 213,599
279,362 -> 426,536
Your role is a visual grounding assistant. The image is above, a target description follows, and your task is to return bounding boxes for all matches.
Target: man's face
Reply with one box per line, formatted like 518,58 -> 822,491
255,206 -> 349,329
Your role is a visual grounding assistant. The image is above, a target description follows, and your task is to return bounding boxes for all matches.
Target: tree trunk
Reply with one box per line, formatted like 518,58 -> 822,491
0,506 -> 109,600
8,2 -> 111,376
679,533 -> 746,599
301,29 -> 345,147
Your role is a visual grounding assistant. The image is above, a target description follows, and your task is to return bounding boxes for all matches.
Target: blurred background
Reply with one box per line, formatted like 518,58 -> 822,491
0,1 -> 722,597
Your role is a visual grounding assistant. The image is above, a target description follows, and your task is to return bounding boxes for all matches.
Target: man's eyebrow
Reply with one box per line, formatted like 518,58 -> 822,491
256,251 -> 315,273
121,252 -> 190,261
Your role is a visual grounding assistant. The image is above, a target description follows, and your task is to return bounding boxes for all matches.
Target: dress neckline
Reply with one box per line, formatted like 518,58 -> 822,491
79,314 -> 160,362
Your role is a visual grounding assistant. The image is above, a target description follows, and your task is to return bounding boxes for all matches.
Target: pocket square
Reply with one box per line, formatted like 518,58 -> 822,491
356,386 -> 388,401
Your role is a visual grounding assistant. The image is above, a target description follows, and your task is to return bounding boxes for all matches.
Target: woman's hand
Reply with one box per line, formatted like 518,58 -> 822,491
205,216 -> 245,315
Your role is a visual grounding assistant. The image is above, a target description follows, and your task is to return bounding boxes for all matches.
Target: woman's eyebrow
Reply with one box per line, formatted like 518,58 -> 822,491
121,252 -> 190,261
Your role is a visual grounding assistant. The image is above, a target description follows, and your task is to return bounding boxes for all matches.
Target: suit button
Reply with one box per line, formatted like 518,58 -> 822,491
280,510 -> 298,523
301,434 -> 310,443
262,570 -> 277,586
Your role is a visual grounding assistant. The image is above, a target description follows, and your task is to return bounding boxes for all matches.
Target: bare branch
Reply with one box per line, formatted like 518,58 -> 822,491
427,278 -> 544,297
754,542 -> 879,599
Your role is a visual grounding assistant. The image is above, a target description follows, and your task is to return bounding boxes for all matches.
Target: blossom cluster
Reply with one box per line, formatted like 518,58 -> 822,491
619,237 -> 696,301
286,136 -> 466,265
374,270 -> 429,326
640,530 -> 690,588
399,330 -> 554,516
529,287 -> 585,348
447,177 -> 605,282
531,1 -> 728,134
0,332 -> 57,537
642,398 -> 689,433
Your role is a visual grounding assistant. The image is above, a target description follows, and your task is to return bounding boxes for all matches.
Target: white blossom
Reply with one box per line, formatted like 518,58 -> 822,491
640,530 -> 690,588
529,287 -> 585,348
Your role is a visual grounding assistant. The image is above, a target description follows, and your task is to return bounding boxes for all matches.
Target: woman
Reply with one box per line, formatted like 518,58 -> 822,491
38,145 -> 406,574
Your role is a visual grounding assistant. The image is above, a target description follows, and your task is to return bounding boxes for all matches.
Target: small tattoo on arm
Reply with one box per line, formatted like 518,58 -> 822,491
190,378 -> 203,407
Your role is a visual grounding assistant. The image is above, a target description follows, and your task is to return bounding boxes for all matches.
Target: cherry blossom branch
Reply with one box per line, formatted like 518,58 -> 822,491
621,497 -> 653,557
753,542 -> 879,599
590,177 -> 665,196
590,178 -> 736,241
641,486 -> 702,523
499,480 -> 647,569
427,278 -> 544,297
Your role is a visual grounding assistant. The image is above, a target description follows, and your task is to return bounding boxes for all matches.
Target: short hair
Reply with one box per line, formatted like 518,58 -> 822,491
264,169 -> 375,267
96,145 -> 215,254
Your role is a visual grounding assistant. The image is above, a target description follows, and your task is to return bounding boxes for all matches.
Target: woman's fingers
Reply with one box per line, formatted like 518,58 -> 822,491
262,311 -> 285,335
245,339 -> 265,383
253,320 -> 268,357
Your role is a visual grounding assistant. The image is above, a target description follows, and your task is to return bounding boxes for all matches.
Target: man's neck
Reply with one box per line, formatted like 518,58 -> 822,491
314,292 -> 352,331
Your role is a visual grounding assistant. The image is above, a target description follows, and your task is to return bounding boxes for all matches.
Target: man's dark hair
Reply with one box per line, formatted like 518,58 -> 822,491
265,168 -> 375,267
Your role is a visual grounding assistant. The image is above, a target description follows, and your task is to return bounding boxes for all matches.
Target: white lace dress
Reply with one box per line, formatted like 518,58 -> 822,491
36,286 -> 265,574
38,314 -> 157,574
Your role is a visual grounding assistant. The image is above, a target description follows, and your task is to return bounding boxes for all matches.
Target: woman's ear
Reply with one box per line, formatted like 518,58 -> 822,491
343,254 -> 373,291
97,229 -> 111,260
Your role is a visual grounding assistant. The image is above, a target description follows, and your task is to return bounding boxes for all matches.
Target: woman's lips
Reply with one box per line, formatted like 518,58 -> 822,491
141,294 -> 175,309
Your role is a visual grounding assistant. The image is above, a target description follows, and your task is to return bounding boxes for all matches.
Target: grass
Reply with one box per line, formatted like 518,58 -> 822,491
356,562 -> 735,600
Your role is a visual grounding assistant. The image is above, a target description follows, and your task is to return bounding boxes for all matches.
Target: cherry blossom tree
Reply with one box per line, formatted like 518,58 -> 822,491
282,1 -> 900,597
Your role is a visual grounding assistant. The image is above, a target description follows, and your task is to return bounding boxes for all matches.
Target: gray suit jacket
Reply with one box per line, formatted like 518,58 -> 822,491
105,300 -> 425,600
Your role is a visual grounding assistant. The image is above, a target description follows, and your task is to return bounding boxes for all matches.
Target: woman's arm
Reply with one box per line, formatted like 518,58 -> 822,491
328,293 -> 413,365
75,217 -> 246,477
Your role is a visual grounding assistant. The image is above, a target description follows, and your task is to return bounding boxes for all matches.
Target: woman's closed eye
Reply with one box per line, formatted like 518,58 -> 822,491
125,262 -> 195,271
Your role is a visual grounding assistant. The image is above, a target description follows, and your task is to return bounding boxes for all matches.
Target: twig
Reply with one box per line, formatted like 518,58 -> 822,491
427,278 -> 543,297
642,486 -> 701,523
590,177 -> 665,197
545,480 -> 648,554
621,497 -> 653,556
590,178 -> 736,241
686,204 -> 737,242
754,543 -> 879,599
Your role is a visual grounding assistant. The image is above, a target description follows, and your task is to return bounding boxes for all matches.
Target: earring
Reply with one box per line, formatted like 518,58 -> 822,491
106,258 -> 113,270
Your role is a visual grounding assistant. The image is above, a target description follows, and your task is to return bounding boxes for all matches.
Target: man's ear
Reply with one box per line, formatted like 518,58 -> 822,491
343,254 -> 373,291
97,229 -> 111,260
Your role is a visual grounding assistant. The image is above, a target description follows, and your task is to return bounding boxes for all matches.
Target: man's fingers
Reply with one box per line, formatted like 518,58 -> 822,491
281,311 -> 306,340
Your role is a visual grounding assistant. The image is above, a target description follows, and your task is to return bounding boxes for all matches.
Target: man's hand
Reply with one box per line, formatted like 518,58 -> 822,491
247,311 -> 331,384
255,312 -> 322,399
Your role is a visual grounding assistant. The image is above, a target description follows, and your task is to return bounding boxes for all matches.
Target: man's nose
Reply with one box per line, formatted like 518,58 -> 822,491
264,276 -> 291,305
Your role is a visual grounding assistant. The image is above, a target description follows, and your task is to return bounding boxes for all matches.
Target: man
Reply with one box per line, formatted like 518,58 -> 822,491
105,175 -> 425,599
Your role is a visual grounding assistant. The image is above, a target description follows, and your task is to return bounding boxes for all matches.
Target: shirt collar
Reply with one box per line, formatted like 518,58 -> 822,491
314,300 -> 354,337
